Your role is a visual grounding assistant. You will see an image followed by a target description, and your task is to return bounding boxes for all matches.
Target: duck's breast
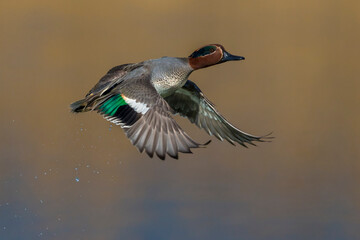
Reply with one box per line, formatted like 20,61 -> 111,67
150,57 -> 193,97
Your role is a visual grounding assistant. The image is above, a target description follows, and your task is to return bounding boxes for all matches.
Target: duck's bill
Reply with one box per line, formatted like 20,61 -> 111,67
221,51 -> 245,62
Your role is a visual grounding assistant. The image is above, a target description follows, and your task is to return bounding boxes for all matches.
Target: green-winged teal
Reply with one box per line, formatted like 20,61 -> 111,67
70,44 -> 270,159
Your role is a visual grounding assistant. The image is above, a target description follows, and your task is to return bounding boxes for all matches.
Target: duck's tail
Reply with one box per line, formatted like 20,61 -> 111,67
70,99 -> 89,113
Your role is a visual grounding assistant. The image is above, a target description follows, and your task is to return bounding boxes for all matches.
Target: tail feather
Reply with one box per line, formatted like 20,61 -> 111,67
70,99 -> 88,113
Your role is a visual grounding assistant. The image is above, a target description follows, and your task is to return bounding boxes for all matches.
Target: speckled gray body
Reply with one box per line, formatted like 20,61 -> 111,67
147,57 -> 193,97
84,57 -> 194,101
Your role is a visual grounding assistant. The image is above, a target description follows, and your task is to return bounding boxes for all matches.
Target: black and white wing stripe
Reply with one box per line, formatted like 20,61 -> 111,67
102,104 -> 140,128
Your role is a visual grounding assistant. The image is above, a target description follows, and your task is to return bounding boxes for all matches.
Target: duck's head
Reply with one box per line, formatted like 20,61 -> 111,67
188,44 -> 245,70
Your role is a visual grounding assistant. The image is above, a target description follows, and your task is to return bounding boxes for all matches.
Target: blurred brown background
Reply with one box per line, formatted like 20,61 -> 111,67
1,0 -> 359,239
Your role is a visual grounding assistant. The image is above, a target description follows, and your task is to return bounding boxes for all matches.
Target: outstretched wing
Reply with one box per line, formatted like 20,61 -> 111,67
95,70 -> 208,160
164,80 -> 270,147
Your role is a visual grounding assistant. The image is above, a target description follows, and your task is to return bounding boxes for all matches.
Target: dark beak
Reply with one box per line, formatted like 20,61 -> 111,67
220,51 -> 245,63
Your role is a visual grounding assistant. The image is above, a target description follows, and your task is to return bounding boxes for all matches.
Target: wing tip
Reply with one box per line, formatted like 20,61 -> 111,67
257,131 -> 275,142
200,139 -> 212,147
240,131 -> 274,148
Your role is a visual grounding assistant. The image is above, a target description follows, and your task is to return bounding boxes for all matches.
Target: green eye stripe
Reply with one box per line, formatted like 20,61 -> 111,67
189,46 -> 216,58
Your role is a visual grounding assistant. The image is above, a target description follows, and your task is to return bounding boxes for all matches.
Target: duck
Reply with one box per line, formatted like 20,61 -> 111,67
70,44 -> 270,160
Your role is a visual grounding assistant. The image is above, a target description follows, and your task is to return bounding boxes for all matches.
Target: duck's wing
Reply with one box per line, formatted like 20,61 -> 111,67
95,71 -> 208,160
87,63 -> 144,98
70,63 -> 143,113
164,80 -> 271,147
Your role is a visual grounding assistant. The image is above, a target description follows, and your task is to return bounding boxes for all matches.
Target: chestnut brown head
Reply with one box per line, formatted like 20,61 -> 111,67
188,44 -> 245,70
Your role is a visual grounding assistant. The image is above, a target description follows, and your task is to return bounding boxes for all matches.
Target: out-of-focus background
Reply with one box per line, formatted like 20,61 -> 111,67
1,0 -> 359,239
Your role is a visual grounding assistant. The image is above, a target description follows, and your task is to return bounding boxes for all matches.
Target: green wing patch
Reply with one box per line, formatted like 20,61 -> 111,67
100,94 -> 127,116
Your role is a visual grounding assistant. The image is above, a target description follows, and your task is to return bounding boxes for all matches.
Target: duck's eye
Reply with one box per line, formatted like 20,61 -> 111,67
189,46 -> 217,58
